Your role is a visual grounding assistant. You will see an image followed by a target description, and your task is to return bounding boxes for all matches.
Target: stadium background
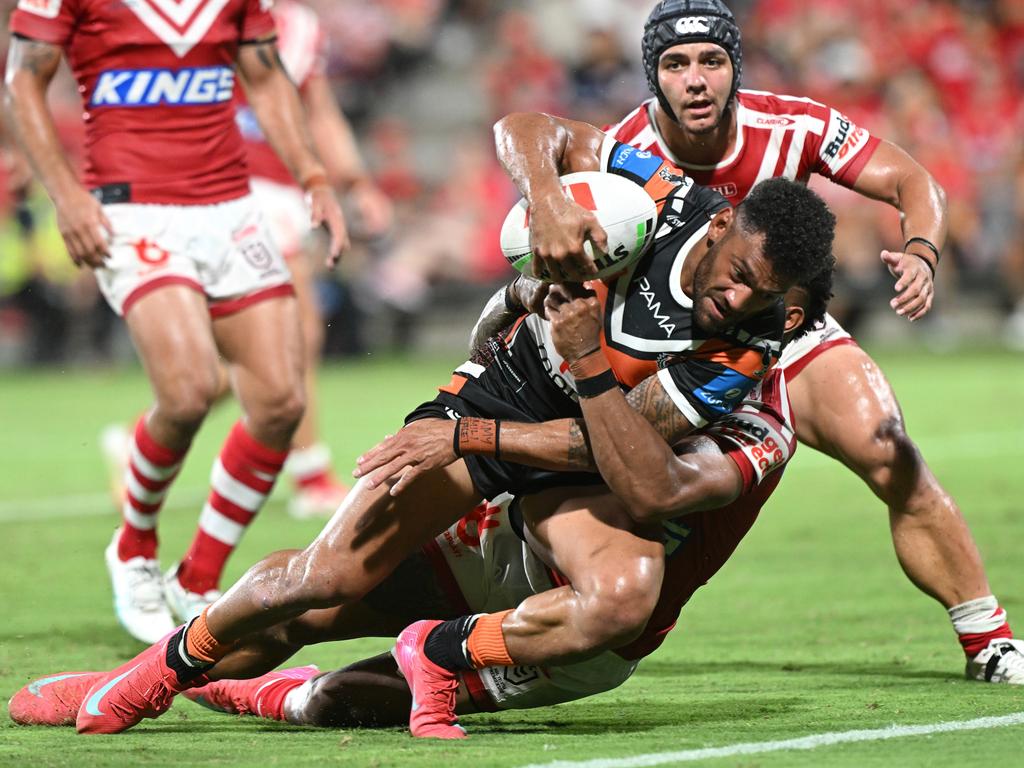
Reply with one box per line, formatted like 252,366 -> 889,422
2,2 -> 1024,764
2,0 -> 1024,363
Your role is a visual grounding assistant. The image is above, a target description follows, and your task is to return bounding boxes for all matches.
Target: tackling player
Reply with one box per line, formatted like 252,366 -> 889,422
10,270 -> 823,733
492,0 -> 1024,684
59,148 -> 835,734
3,0 -> 348,643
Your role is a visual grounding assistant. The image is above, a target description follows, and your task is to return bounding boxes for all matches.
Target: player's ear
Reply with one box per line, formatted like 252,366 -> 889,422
706,206 -> 734,244
783,303 -> 805,336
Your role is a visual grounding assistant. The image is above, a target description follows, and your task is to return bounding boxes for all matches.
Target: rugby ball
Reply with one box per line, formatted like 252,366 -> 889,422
500,171 -> 657,281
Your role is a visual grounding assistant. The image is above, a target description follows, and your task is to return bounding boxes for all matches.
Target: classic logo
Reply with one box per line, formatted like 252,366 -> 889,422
674,16 -> 710,35
17,0 -> 61,19
122,0 -> 233,58
91,67 -> 235,107
755,116 -> 795,127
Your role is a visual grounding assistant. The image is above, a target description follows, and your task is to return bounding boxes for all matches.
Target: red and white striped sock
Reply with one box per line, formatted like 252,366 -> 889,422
949,595 -> 1014,657
285,442 -> 333,490
117,415 -> 186,561
176,421 -> 287,595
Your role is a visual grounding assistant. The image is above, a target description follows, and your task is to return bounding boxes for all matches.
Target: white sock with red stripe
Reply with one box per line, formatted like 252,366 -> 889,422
284,442 -> 333,489
117,415 -> 186,561
176,421 -> 287,594
949,595 -> 1014,657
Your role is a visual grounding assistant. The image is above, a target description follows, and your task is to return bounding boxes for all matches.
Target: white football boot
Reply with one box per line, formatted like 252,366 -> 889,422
966,638 -> 1024,684
164,564 -> 222,623
104,529 -> 176,643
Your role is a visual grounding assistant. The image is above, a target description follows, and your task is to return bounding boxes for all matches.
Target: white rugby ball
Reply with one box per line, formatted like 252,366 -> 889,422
500,171 -> 657,281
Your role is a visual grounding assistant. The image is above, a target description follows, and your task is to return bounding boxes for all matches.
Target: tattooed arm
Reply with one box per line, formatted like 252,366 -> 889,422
3,35 -> 112,267
236,36 -> 348,261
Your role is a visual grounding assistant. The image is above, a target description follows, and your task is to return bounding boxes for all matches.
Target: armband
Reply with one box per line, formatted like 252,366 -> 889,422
503,281 -> 522,313
453,418 -> 501,460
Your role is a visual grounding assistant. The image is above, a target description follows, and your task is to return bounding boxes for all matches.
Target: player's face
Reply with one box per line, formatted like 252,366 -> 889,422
692,225 -> 787,334
658,42 -> 733,135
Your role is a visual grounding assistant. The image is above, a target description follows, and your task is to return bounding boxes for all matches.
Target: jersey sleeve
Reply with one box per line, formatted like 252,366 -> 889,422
9,0 -> 79,47
655,341 -> 772,429
802,101 -> 881,188
705,404 -> 794,494
240,0 -> 277,41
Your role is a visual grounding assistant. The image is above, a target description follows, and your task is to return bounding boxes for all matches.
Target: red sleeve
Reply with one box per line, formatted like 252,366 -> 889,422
240,0 -> 277,41
801,100 -> 882,189
705,406 -> 795,495
9,0 -> 78,47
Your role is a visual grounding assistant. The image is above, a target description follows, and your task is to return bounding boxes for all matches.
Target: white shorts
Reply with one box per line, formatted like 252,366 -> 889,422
94,194 -> 291,317
428,496 -> 639,711
777,312 -> 858,379
249,177 -> 312,259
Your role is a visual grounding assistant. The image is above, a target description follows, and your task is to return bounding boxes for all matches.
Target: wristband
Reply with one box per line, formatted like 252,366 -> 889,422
904,237 -> 940,277
568,349 -> 618,399
503,281 -> 522,313
301,172 -> 329,191
453,417 -> 501,460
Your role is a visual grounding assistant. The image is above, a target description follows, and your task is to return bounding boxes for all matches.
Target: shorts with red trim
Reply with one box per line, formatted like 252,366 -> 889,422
93,193 -> 292,317
249,177 -> 311,260
777,312 -> 858,380
363,496 -> 638,712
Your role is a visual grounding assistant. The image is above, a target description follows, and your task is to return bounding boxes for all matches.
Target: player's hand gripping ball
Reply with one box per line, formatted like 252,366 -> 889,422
500,171 -> 657,281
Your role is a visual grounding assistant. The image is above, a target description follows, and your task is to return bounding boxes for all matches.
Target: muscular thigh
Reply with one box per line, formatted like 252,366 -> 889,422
520,486 -> 664,589
786,343 -> 905,471
301,462 -> 482,602
125,285 -> 221,397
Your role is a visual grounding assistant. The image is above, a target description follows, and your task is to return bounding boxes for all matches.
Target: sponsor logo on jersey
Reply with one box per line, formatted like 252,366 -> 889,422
710,182 -> 738,199
636,276 -> 676,337
658,167 -> 689,186
674,16 -> 710,35
662,519 -> 693,557
693,368 -> 753,414
754,116 -> 795,127
822,111 -> 869,172
17,0 -> 61,19
90,67 -> 235,107
610,142 -> 664,180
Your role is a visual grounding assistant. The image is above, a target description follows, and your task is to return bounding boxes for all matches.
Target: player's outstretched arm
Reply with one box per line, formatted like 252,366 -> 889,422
852,140 -> 947,322
236,36 -> 349,263
494,112 -> 609,281
3,35 -> 112,267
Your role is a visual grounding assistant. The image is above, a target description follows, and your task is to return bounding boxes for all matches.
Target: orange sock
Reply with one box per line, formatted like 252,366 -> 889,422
466,609 -> 514,668
184,607 -> 227,664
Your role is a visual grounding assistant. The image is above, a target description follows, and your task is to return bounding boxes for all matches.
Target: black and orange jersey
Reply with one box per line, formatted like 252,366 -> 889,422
439,137 -> 784,432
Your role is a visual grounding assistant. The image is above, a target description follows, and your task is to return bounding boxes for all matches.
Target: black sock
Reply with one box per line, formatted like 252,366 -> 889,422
423,615 -> 478,672
164,623 -> 213,685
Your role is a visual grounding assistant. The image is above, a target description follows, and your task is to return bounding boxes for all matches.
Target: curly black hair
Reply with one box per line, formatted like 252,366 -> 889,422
788,263 -> 835,341
735,178 -> 836,289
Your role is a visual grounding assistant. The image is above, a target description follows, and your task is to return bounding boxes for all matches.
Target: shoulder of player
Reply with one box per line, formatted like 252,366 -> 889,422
737,89 -> 836,129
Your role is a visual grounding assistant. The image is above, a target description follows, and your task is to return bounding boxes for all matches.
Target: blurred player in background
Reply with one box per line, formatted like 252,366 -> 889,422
4,0 -> 347,642
237,0 -> 391,519
495,0 -> 1023,684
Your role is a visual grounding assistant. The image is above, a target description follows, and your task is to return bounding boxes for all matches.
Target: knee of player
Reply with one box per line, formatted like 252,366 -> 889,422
252,386 -> 306,435
579,570 -> 660,647
159,378 -> 220,429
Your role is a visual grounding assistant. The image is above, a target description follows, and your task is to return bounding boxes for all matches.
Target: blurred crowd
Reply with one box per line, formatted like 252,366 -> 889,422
1,0 -> 1023,365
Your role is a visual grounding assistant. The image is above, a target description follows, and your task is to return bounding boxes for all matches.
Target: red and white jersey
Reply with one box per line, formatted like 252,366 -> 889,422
237,0 -> 325,188
606,90 -> 882,206
10,0 -> 275,204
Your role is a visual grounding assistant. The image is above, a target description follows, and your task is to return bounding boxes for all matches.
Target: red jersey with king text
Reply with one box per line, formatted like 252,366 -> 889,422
237,0 -> 324,188
9,0 -> 276,204
606,90 -> 882,206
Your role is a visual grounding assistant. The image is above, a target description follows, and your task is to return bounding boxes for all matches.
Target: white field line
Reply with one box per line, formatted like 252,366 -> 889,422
519,712 -> 1024,768
0,428 -> 1021,523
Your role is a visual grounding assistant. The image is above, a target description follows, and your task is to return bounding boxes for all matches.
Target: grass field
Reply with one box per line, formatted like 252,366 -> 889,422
1,347 -> 1023,767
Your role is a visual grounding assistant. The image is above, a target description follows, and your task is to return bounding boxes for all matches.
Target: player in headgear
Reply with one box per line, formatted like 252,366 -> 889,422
642,0 -> 742,121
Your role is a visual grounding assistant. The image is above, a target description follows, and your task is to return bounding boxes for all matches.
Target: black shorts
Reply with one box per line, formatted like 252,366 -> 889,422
405,390 -> 602,500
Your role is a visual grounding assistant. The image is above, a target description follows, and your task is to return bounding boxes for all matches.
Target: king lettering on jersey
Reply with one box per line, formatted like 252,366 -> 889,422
10,0 -> 278,204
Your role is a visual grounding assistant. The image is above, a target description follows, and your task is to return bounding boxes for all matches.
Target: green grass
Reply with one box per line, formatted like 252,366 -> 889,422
1,348 -> 1023,767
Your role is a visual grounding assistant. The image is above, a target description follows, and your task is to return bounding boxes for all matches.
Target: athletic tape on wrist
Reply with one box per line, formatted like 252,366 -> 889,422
569,349 -> 618,398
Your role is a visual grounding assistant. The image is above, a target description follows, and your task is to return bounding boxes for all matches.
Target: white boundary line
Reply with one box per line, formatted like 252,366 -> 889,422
519,712 -> 1024,768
